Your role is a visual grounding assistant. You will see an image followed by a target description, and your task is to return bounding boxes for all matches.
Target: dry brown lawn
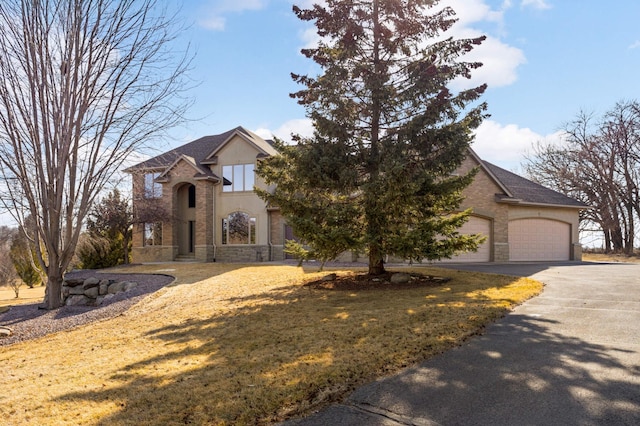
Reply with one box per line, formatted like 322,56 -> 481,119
582,252 -> 640,263
0,263 -> 542,425
0,284 -> 45,308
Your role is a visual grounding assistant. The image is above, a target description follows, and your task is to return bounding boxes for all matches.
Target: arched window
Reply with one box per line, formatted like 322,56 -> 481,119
222,211 -> 256,245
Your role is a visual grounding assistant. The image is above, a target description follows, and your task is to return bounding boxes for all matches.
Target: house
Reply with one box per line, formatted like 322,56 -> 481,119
445,150 -> 587,262
125,126 -> 587,264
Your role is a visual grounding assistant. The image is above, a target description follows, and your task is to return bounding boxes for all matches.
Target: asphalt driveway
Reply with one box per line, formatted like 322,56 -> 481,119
286,262 -> 640,425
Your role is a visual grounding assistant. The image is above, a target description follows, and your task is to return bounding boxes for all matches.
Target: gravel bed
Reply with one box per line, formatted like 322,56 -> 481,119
0,271 -> 174,346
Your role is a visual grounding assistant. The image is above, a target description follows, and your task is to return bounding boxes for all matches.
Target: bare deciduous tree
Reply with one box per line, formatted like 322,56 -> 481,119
525,101 -> 640,253
0,0 -> 191,309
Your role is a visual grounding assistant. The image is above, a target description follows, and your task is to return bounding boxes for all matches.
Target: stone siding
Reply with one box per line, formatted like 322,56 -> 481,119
132,245 -> 175,263
216,246 -> 270,262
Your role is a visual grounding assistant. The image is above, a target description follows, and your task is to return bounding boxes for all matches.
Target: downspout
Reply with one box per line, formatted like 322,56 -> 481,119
212,182 -> 217,262
267,210 -> 273,261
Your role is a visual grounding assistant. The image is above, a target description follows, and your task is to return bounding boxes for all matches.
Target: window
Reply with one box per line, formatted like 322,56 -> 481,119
144,172 -> 162,198
222,164 -> 255,192
222,212 -> 256,244
143,222 -> 162,246
188,184 -> 196,208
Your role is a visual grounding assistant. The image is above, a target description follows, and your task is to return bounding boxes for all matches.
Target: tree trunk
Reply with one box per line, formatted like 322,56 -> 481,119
43,274 -> 64,310
603,228 -> 611,253
368,245 -> 385,275
366,0 -> 384,277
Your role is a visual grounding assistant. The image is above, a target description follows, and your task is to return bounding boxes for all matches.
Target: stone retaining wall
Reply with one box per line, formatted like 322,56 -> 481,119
62,277 -> 138,307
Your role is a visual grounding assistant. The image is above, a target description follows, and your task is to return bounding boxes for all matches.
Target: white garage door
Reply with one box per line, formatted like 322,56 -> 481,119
509,219 -> 570,261
439,216 -> 491,263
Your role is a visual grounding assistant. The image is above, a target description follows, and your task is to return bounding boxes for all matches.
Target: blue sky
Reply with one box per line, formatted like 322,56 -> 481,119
2,0 -> 639,229
168,0 -> 640,172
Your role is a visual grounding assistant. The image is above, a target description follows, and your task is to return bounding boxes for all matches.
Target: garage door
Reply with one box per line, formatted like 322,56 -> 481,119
439,216 -> 491,263
509,219 -> 570,261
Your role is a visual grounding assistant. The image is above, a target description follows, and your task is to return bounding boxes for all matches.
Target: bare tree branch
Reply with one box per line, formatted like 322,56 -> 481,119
0,0 -> 192,309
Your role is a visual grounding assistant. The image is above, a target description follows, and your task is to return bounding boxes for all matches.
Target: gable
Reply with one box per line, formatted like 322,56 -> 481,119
202,127 -> 277,165
457,153 -> 507,207
157,155 -> 220,183
214,134 -> 265,165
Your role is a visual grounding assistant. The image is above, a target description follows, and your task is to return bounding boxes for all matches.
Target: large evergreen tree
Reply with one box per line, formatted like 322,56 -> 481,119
256,0 -> 488,275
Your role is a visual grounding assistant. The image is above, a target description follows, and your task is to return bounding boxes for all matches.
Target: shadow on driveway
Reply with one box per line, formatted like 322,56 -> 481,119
342,313 -> 640,425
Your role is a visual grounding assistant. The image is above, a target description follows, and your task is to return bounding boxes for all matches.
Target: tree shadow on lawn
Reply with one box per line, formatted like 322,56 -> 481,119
342,314 -> 640,425
50,274 -> 547,425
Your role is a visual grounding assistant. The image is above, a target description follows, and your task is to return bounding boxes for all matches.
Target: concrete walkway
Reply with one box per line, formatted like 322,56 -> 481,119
286,262 -> 640,425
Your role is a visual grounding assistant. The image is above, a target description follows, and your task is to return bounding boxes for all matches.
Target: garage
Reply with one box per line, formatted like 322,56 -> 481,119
509,218 -> 570,261
439,216 -> 491,263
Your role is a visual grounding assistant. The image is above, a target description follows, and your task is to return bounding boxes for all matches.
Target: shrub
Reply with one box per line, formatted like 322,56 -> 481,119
76,233 -> 124,269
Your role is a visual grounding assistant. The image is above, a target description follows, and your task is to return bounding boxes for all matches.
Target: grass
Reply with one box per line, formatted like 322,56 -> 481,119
0,285 -> 45,308
582,252 -> 640,263
0,263 -> 542,425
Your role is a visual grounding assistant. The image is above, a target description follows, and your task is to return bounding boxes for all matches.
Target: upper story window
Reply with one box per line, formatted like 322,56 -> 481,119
144,172 -> 162,198
222,164 -> 255,192
188,184 -> 196,208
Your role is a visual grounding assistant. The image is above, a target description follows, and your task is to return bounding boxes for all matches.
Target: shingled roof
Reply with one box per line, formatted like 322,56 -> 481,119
124,126 -> 276,175
482,160 -> 588,209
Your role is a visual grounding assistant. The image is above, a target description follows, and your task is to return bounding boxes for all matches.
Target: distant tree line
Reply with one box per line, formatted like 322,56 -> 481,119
0,187 -> 170,299
525,100 -> 640,254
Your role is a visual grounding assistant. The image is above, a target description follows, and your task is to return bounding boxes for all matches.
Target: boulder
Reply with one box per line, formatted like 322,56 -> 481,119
320,273 -> 337,282
64,278 -> 84,287
123,281 -> 138,292
83,277 -> 100,288
107,281 -> 126,294
66,295 -> 90,306
99,281 -> 109,296
84,286 -> 100,298
96,293 -> 115,306
390,272 -> 411,284
0,326 -> 13,338
68,285 -> 86,295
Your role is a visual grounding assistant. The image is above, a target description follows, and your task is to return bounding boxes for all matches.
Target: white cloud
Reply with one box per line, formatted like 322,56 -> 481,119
471,119 -> 565,172
450,30 -> 526,90
198,0 -> 268,31
254,118 -> 314,142
441,0 -> 526,90
521,0 -> 552,10
291,0 -> 326,9
300,26 -> 320,50
629,40 -> 640,50
257,118 -> 559,174
444,0 -> 505,26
